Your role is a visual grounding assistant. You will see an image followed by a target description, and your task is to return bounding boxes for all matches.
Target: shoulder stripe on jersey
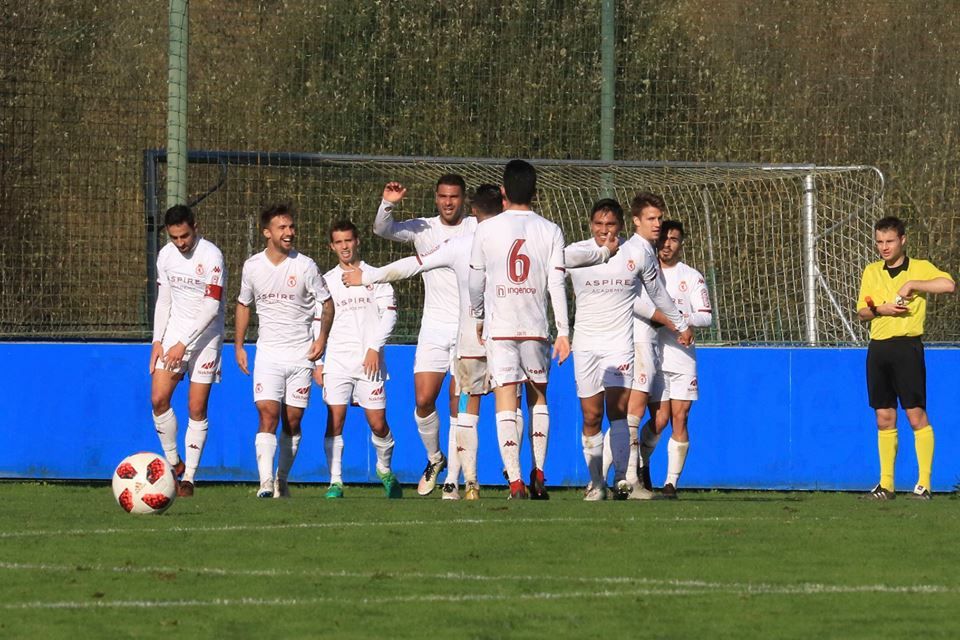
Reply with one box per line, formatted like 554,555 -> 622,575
204,284 -> 223,300
415,254 -> 423,264
387,306 -> 397,310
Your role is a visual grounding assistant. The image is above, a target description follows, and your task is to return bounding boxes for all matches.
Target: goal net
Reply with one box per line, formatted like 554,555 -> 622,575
144,152 -> 884,345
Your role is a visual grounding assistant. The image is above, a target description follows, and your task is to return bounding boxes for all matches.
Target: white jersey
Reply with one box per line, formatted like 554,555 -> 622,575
629,234 -> 672,344
468,209 -> 569,341
154,237 -> 226,349
374,199 -> 477,331
237,250 -> 331,367
323,262 -> 397,379
658,261 -> 713,375
567,238 -> 649,353
361,234 -> 483,358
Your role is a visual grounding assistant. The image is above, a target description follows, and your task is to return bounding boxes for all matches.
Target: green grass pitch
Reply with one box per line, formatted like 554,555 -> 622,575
1,482 -> 958,639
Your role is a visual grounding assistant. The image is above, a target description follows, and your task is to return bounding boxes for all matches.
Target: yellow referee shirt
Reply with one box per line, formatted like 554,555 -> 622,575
857,256 -> 953,340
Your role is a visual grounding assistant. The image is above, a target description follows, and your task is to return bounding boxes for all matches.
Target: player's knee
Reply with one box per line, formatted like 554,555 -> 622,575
875,409 -> 897,430
369,421 -> 389,438
186,401 -> 208,421
151,394 -> 171,414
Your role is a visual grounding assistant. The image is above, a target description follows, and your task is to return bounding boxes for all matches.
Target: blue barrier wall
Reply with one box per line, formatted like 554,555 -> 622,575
0,344 -> 956,491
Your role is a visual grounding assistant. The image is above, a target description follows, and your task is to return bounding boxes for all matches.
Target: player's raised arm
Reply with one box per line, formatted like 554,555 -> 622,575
563,236 -> 617,269
373,182 -> 427,242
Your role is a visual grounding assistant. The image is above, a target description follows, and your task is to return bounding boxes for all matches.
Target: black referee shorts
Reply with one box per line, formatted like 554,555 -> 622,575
866,336 -> 926,410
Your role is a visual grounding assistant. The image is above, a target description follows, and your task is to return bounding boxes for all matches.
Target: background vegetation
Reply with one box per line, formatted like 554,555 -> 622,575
2,1 -> 957,339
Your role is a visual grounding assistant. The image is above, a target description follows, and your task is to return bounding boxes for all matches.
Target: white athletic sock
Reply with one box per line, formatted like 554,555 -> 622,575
456,412 -> 479,483
515,406 -> 525,449
254,432 -> 277,488
582,432 -> 605,490
665,438 -> 690,487
153,408 -> 180,466
640,418 -> 662,469
415,410 -> 442,462
531,405 -> 550,471
372,431 -> 395,475
182,418 -> 207,482
601,428 -> 612,481
496,410 -> 522,482
276,432 -> 301,482
626,425 -> 640,483
324,435 -> 344,484
608,418 -> 630,483
445,415 -> 461,486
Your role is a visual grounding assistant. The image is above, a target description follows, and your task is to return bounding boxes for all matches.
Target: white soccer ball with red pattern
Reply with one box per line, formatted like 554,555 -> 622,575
111,452 -> 177,515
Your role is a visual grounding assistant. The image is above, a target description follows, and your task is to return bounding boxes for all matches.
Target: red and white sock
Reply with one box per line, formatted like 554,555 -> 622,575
153,408 -> 180,467
254,432 -> 277,489
531,405 -> 550,472
496,411 -> 522,483
456,412 -> 479,484
445,415 -> 461,487
276,432 -> 301,482
372,431 -> 395,475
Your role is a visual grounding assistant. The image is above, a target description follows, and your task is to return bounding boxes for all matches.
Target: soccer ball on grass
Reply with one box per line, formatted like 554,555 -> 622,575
112,452 -> 177,515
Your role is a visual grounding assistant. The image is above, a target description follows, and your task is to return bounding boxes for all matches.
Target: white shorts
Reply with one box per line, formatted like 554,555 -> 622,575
253,360 -> 313,408
487,339 -> 550,387
573,349 -> 633,398
651,371 -> 699,402
455,357 -> 491,396
154,334 -> 222,384
630,341 -> 660,393
413,324 -> 458,374
323,374 -> 387,410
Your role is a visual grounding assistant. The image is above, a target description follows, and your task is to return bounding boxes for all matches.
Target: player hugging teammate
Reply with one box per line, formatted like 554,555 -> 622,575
150,163 -> 714,501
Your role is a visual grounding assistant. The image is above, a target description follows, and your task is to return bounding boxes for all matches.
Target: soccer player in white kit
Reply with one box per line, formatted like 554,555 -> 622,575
468,160 -> 570,500
323,220 -> 402,499
638,220 -> 713,498
374,175 -> 476,496
347,185 -> 615,500
619,193 -> 694,499
567,199 -> 689,501
234,204 -> 334,498
150,205 -> 226,498
345,185 -> 498,499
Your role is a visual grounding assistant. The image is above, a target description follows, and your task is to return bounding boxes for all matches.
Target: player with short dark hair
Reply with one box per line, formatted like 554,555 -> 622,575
149,204 -> 226,497
857,216 -> 954,500
374,175 -> 476,496
322,220 -> 402,499
468,160 -> 570,499
635,220 -> 712,499
234,203 -> 334,498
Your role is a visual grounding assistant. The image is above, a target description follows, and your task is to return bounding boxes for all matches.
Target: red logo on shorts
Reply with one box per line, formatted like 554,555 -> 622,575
200,361 -> 215,370
689,378 -> 698,389
296,387 -> 309,395
255,383 -> 263,393
287,275 -> 297,287
370,386 -> 384,396
638,372 -> 647,384
617,363 -> 630,372
195,263 -> 204,275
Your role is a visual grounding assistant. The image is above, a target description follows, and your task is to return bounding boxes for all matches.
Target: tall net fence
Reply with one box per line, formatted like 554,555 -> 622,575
146,153 -> 880,345
2,1 -> 958,341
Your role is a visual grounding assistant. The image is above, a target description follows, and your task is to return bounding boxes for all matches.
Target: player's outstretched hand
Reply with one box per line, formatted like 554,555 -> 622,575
149,341 -> 163,374
363,348 -> 381,379
235,346 -> 250,375
383,182 -> 407,203
677,327 -> 694,347
341,267 -> 362,287
553,335 -> 571,365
